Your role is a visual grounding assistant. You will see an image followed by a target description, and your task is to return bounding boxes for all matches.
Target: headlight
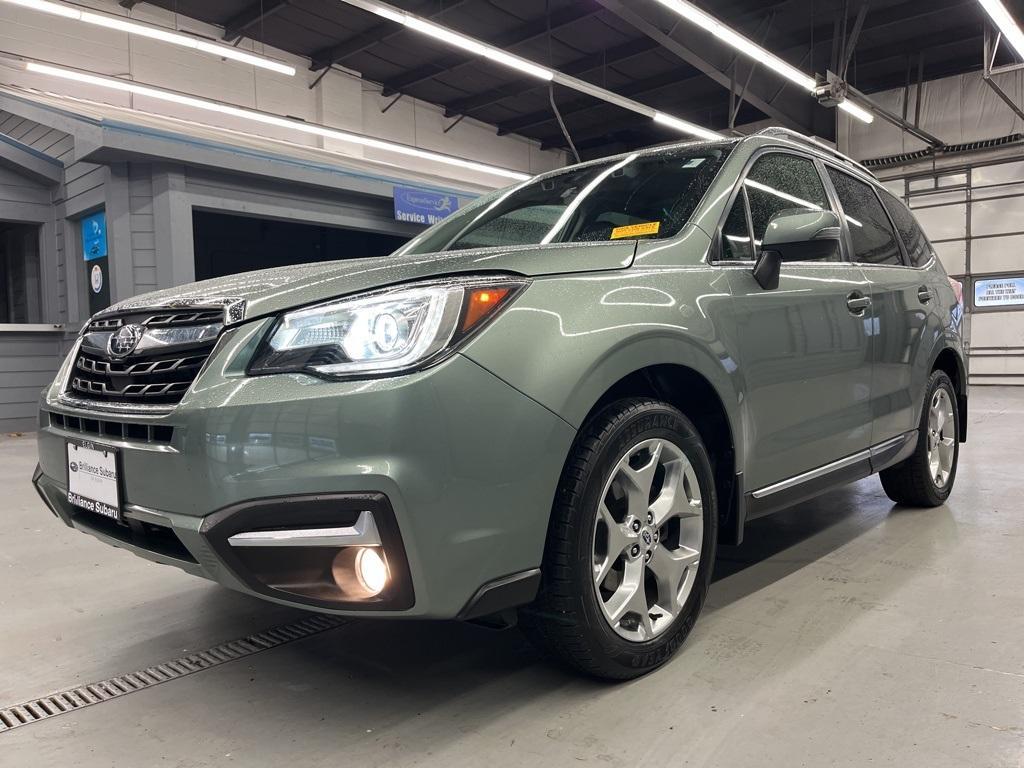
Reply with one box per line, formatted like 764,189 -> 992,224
248,276 -> 527,379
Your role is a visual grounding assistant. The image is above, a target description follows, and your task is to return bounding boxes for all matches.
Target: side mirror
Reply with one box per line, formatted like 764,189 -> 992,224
753,210 -> 842,290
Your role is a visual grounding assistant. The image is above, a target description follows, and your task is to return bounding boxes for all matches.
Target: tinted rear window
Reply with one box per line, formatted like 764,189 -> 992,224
826,168 -> 904,266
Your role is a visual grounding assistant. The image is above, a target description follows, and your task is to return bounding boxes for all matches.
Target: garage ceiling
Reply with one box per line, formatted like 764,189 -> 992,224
137,0 -> 1024,158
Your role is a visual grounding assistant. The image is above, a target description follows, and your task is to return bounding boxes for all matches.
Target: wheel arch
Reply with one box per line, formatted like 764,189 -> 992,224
572,358 -> 744,546
931,345 -> 968,442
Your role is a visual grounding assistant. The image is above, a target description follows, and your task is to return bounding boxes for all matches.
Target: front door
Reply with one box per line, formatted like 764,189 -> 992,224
717,151 -> 874,493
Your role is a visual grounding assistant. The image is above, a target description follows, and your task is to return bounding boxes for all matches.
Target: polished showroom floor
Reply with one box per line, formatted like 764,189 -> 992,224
1,387 -> 1021,767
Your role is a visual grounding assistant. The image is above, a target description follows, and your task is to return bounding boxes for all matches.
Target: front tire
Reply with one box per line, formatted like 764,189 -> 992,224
879,370 -> 960,507
521,398 -> 717,680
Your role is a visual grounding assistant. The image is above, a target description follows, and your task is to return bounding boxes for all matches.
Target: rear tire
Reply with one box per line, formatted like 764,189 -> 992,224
879,370 -> 959,507
520,398 -> 717,680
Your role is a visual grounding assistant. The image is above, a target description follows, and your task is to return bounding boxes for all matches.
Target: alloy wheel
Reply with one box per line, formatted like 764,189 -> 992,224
592,438 -> 703,642
927,388 -> 956,488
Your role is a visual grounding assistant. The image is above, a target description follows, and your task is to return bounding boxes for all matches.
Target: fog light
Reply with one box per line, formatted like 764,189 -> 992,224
355,547 -> 388,595
331,546 -> 389,598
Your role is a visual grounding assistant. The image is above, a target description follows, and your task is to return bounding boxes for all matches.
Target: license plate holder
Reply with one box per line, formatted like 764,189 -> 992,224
66,439 -> 122,522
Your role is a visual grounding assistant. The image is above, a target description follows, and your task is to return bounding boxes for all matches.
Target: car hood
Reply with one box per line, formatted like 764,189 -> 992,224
103,240 -> 638,322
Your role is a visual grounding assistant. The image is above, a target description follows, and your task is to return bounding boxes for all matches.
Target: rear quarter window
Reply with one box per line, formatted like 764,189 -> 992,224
881,191 -> 932,267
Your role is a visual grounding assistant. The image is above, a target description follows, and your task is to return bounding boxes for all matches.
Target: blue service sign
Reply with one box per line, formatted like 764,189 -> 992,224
81,211 -> 108,261
394,186 -> 459,225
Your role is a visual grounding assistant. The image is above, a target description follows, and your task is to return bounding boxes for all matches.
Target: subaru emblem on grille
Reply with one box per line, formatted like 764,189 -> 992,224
107,324 -> 144,358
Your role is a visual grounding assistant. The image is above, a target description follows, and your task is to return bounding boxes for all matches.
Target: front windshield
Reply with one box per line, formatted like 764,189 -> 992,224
398,143 -> 734,255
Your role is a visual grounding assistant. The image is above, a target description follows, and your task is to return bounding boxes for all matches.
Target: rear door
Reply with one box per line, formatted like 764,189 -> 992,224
718,150 -> 874,492
823,167 -> 941,446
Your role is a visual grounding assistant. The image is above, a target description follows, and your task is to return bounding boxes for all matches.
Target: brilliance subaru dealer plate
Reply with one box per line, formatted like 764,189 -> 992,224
66,440 -> 121,521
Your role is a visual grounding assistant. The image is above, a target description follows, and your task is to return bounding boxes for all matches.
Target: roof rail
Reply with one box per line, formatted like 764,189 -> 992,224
753,127 -> 875,177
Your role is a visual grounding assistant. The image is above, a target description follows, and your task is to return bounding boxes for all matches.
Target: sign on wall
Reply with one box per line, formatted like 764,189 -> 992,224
975,276 -> 1024,308
81,211 -> 108,261
394,186 -> 459,225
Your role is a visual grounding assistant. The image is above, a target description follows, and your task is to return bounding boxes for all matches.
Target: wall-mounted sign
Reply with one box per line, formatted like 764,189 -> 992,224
81,211 -> 108,261
90,264 -> 103,294
975,276 -> 1024,308
394,186 -> 459,225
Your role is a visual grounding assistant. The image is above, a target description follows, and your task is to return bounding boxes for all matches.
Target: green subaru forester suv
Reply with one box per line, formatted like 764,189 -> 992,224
34,128 -> 967,679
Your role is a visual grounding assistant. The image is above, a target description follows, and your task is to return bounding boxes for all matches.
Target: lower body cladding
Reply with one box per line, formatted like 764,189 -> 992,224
32,353 -> 576,619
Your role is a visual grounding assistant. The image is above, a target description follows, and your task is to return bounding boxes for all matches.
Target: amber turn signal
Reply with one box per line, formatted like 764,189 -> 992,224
461,287 -> 512,332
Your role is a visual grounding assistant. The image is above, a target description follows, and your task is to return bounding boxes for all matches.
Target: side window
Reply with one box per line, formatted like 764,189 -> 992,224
720,192 -> 753,261
881,192 -> 931,267
826,168 -> 904,266
745,154 -> 833,260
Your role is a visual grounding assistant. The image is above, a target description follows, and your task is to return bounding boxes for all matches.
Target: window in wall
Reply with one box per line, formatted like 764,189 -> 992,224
719,191 -> 753,261
744,153 -> 836,261
826,168 -> 903,266
0,223 -> 42,323
882,192 -> 932,267
192,212 -> 409,281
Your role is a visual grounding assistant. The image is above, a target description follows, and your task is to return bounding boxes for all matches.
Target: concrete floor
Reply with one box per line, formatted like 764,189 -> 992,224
1,388 -> 1022,767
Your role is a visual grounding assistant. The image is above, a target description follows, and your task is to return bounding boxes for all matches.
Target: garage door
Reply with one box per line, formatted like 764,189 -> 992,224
883,159 -> 1024,386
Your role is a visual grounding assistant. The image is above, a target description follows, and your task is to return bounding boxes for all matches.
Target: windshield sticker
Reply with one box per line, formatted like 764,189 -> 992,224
611,221 -> 661,240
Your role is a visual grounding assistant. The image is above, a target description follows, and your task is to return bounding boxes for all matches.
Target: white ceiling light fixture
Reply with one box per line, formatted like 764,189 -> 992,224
977,0 -> 1024,59
24,61 -> 530,181
341,0 -> 552,81
650,0 -> 874,124
2,0 -> 296,76
337,0 -> 721,141
836,100 -> 874,123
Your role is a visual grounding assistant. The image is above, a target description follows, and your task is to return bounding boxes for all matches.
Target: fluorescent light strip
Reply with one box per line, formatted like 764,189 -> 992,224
977,0 -> 1024,59
338,0 -> 721,141
24,62 -> 529,181
341,0 -> 552,81
403,16 -> 554,81
837,100 -> 874,123
652,111 -> 719,140
651,0 -> 874,124
3,0 -> 296,75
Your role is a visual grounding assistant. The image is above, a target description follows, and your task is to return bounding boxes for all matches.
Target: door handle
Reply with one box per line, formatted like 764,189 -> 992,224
917,286 -> 934,303
846,292 -> 872,314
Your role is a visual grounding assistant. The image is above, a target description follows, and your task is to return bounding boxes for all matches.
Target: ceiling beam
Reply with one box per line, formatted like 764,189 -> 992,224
222,0 -> 288,42
379,5 -> 602,97
308,0 -> 470,71
442,37 -> 662,118
768,0 -> 972,55
591,0 -> 824,135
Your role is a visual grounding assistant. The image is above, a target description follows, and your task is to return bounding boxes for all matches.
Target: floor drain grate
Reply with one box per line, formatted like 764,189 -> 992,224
0,614 -> 346,734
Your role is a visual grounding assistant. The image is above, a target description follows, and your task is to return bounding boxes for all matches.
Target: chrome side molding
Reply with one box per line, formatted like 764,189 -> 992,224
751,432 -> 913,499
751,450 -> 870,499
227,510 -> 381,548
869,434 -> 906,458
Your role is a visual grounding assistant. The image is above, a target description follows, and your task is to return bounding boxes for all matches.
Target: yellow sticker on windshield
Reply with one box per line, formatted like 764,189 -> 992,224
610,221 -> 661,240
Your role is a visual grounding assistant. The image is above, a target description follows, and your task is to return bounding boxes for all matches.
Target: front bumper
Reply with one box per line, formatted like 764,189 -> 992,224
34,330 -> 576,619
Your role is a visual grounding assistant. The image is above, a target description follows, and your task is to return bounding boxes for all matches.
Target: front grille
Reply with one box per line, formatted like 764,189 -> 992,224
47,411 -> 174,444
68,308 -> 223,409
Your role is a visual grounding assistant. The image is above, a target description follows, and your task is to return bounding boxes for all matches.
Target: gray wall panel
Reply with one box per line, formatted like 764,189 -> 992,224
0,331 -> 61,433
